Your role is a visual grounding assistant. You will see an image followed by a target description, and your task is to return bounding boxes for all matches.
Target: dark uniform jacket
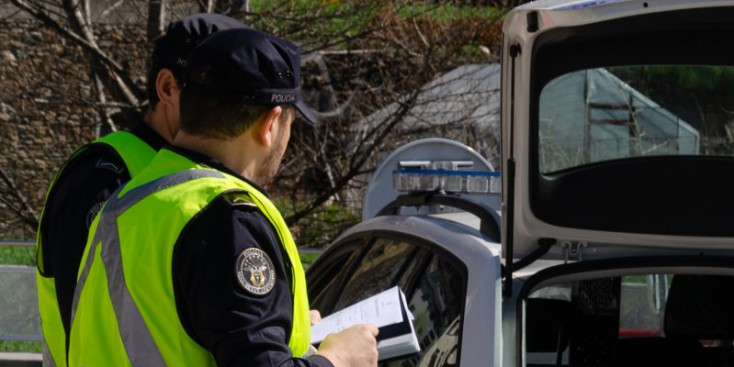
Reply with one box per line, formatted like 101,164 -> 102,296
167,146 -> 333,367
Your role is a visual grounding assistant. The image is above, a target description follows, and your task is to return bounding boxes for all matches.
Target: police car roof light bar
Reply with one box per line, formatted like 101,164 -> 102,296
376,192 -> 501,243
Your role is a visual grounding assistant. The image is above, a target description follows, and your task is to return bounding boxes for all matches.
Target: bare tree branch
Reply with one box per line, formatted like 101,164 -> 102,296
64,0 -> 140,108
0,166 -> 39,230
147,0 -> 167,42
99,0 -> 125,20
93,73 -> 118,133
285,92 -> 419,225
3,0 -> 509,247
11,0 -> 144,105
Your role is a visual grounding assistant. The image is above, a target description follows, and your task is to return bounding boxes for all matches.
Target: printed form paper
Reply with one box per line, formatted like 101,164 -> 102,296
311,286 -> 405,343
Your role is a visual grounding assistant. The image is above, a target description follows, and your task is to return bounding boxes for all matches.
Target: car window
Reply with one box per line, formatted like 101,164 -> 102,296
405,255 -> 463,367
525,273 -> 734,367
538,66 -> 734,174
335,238 -> 416,310
307,241 -> 367,310
316,235 -> 466,367
618,274 -> 670,339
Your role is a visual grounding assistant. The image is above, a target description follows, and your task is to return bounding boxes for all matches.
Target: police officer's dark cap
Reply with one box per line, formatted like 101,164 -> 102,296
183,28 -> 318,125
152,13 -> 248,75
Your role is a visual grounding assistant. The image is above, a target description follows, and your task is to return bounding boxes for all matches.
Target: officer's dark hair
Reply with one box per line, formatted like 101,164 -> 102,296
179,87 -> 273,139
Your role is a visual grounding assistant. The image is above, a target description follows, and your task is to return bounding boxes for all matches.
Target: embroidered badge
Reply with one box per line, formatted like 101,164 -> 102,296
235,248 -> 275,295
95,157 -> 124,175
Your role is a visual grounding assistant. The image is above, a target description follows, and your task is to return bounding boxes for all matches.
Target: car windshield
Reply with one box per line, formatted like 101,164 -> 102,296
538,65 -> 734,174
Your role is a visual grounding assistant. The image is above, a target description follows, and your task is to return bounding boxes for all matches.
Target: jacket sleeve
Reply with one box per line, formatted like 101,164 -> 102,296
172,196 -> 333,367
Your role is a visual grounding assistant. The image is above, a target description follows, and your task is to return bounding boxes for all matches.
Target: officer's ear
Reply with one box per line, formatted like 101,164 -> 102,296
254,106 -> 283,149
156,69 -> 179,108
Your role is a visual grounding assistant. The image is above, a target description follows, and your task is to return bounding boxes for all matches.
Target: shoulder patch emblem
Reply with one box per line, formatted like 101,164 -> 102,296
235,248 -> 276,296
95,157 -> 125,175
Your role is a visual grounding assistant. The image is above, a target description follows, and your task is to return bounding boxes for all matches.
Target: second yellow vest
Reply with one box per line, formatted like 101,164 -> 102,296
36,131 -> 156,367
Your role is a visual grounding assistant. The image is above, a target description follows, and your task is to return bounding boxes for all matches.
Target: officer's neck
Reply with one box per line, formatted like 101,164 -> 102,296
172,130 -> 265,185
143,105 -> 177,143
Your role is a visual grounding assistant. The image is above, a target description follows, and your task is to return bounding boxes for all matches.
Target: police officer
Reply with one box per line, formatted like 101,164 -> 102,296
35,13 -> 246,367
68,28 -> 379,366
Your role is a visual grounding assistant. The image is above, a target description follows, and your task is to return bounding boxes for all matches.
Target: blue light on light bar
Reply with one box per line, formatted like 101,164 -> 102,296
556,0 -> 624,11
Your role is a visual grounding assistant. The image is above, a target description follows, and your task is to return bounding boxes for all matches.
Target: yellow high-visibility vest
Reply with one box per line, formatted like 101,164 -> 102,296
36,131 -> 156,367
68,148 -> 311,366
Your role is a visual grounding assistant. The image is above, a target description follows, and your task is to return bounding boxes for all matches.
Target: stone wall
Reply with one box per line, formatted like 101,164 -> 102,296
0,18 -> 148,240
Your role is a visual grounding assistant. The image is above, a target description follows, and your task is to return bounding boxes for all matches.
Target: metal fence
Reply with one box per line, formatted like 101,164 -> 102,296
0,241 -> 40,343
0,241 -> 41,366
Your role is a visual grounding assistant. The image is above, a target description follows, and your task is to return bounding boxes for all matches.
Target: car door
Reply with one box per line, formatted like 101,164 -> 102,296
308,233 -> 466,367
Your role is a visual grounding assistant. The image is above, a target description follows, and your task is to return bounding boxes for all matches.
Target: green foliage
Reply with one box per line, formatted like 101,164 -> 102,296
303,202 -> 360,247
614,65 -> 734,97
0,340 -> 41,353
396,3 -> 501,21
642,65 -> 734,92
249,0 -> 380,44
276,200 -> 360,249
248,0 -> 504,58
461,42 -> 486,58
0,245 -> 35,266
299,252 -> 320,269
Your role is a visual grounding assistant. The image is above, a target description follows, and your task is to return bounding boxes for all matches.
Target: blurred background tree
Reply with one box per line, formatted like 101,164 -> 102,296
0,0 -> 524,247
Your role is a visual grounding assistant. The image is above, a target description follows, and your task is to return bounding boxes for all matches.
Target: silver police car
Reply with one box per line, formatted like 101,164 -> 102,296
307,1 -> 734,366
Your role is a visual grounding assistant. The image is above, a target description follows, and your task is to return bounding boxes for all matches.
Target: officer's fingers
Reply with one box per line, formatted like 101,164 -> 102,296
361,323 -> 379,338
309,309 -> 322,325
347,324 -> 378,341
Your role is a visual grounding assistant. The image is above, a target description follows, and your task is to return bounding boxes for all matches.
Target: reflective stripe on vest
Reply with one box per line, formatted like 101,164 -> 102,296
69,153 -> 311,366
36,131 -> 156,367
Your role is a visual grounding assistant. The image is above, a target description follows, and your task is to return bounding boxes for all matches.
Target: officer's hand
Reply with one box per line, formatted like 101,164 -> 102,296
316,323 -> 379,367
310,309 -> 322,325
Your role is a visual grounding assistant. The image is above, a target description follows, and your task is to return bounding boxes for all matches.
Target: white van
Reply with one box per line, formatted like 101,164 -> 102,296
307,1 -> 734,366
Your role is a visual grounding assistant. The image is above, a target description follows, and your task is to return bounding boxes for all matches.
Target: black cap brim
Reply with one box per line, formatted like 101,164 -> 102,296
295,100 -> 318,125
